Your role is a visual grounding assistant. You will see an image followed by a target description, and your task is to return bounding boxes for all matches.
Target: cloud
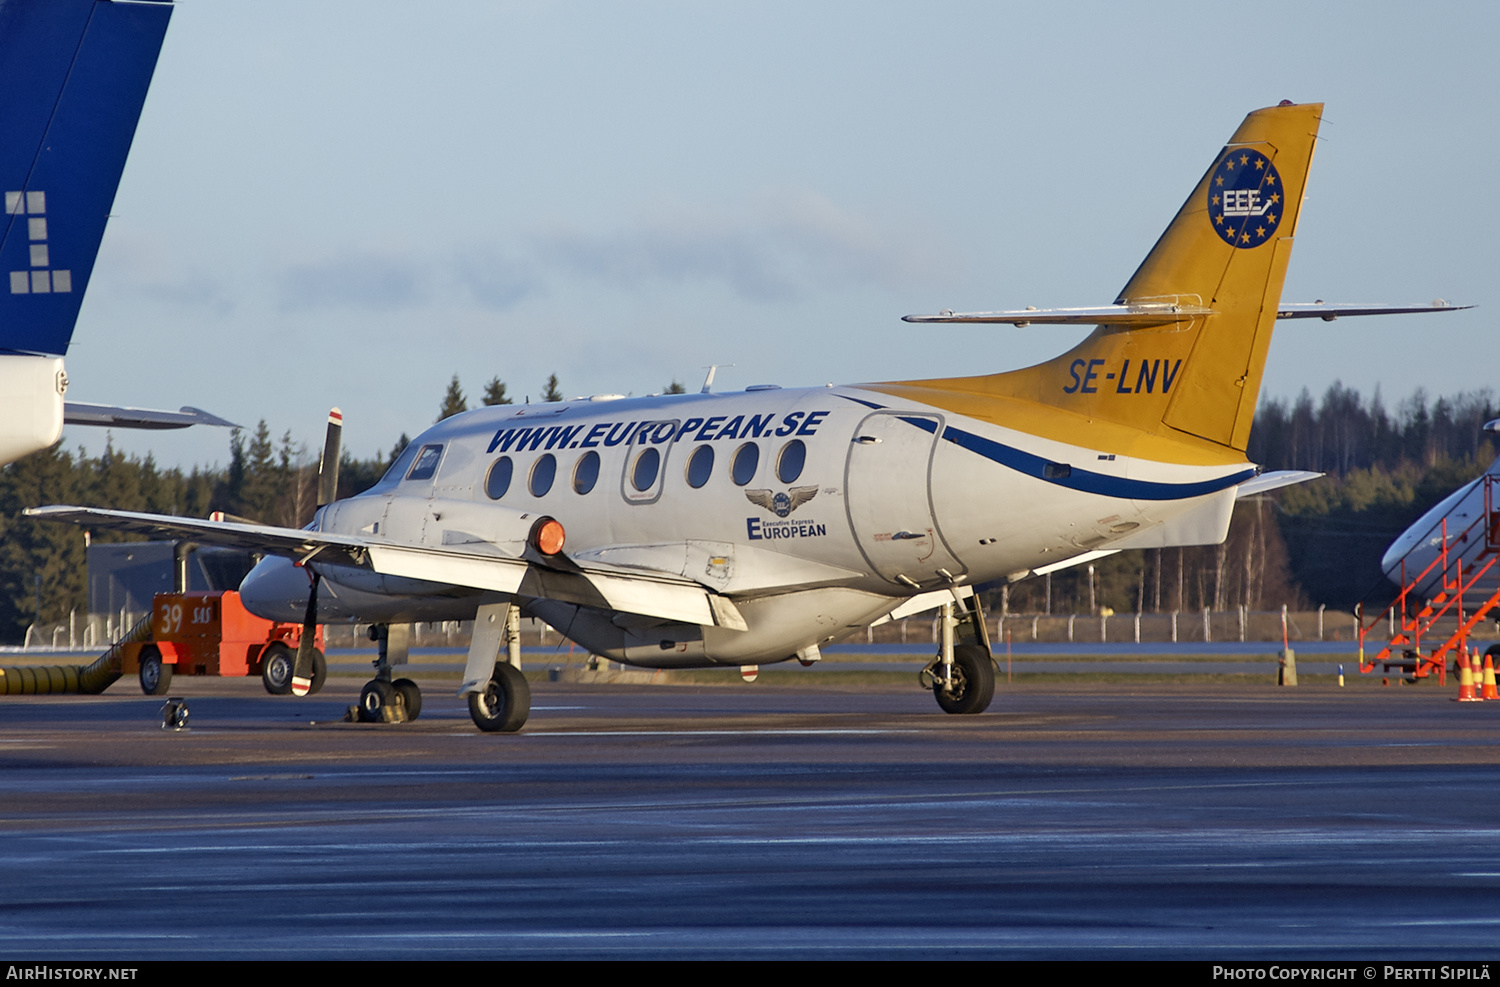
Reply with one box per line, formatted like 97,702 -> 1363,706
531,189 -> 932,301
276,250 -> 432,312
451,248 -> 541,311
267,190 -> 941,313
91,233 -> 238,316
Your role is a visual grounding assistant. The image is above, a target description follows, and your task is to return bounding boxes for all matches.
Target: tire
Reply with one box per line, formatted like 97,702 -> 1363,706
933,643 -> 995,715
359,679 -> 400,722
139,645 -> 172,696
261,642 -> 294,695
467,662 -> 530,733
392,678 -> 422,721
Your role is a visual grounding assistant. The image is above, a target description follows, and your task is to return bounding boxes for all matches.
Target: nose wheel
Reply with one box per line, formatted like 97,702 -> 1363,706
918,597 -> 997,715
930,643 -> 995,714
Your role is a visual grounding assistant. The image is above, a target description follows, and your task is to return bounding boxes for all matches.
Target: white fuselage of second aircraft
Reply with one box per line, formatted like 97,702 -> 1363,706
1379,455 -> 1500,600
238,384 -> 1252,668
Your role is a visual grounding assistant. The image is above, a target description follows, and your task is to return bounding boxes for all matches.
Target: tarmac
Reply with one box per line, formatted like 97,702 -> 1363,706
1,666 -> 1498,959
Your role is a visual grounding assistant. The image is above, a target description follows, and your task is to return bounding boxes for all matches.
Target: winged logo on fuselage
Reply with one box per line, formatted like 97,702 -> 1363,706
746,486 -> 819,518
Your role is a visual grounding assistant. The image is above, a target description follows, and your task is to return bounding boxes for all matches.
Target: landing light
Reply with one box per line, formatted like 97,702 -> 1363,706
530,517 -> 566,556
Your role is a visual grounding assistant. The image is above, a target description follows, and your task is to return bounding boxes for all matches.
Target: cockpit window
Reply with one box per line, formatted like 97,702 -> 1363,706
406,444 -> 444,481
372,440 -> 422,491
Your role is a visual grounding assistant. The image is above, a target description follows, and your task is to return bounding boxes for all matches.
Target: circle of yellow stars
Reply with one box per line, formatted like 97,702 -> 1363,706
1207,148 -> 1282,248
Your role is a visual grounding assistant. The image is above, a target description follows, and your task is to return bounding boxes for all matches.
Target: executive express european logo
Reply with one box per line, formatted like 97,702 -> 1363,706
1208,149 -> 1282,248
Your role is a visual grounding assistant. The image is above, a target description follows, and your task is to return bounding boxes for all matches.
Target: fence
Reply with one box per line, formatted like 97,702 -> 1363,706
12,605 -> 1494,654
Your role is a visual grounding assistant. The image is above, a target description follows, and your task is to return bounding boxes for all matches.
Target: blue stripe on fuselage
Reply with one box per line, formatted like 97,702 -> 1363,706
843,394 -> 1249,499
937,423 -> 1252,500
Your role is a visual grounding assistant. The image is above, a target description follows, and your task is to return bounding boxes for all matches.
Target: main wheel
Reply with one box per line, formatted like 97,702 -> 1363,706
139,645 -> 172,696
468,662 -> 530,733
261,642 -> 294,695
933,643 -> 995,715
359,679 -> 401,722
392,678 -> 422,721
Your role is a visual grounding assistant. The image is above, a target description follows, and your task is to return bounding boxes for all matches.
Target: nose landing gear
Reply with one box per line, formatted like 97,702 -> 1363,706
919,595 -> 997,714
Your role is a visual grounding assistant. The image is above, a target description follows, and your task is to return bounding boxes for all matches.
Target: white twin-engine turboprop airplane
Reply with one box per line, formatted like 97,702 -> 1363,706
30,101 -> 1467,731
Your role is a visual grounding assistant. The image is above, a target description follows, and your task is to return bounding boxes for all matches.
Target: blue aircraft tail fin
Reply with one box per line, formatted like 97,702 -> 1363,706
0,0 -> 172,356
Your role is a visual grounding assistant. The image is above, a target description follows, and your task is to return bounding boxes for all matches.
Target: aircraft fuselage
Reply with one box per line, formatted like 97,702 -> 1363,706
239,384 -> 1253,667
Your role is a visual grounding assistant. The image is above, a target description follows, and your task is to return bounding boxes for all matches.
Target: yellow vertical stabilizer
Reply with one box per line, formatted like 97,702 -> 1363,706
872,102 -> 1323,459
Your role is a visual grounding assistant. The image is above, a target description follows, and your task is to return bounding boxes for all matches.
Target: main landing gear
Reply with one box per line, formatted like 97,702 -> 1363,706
460,601 -> 530,732
468,661 -> 530,732
919,594 -> 997,715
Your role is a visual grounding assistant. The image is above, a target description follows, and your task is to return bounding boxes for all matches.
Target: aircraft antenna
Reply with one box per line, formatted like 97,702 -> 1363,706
701,364 -> 735,394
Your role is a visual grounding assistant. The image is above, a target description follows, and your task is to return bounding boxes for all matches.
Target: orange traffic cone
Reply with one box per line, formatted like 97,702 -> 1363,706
1456,651 -> 1477,702
1482,654 -> 1499,701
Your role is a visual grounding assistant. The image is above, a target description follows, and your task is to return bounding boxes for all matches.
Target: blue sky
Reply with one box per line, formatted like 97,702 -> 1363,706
64,0 -> 1499,468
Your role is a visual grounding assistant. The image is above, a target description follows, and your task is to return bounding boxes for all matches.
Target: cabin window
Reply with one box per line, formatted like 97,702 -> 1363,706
685,445 -> 714,489
406,444 -> 444,481
485,457 -> 513,499
776,439 -> 806,484
529,453 -> 557,496
1043,462 -> 1071,480
631,447 -> 661,492
731,442 -> 759,486
573,451 -> 600,494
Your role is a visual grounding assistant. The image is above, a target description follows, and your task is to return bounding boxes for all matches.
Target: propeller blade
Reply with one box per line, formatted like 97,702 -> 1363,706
317,408 -> 343,509
292,571 -> 320,696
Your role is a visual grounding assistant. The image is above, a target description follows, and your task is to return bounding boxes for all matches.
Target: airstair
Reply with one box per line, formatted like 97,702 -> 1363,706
1357,475 -> 1500,682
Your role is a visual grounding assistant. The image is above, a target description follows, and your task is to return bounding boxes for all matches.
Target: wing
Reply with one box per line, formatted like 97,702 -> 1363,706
25,506 -> 747,631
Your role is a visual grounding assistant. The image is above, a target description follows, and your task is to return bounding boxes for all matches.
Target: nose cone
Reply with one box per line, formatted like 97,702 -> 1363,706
1380,530 -> 1419,581
238,555 -> 313,622
1379,480 -> 1482,587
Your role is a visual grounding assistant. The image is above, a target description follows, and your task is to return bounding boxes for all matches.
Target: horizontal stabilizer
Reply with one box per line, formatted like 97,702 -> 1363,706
903,301 -> 1470,326
64,403 -> 237,430
1274,301 -> 1471,321
902,303 -> 1212,327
